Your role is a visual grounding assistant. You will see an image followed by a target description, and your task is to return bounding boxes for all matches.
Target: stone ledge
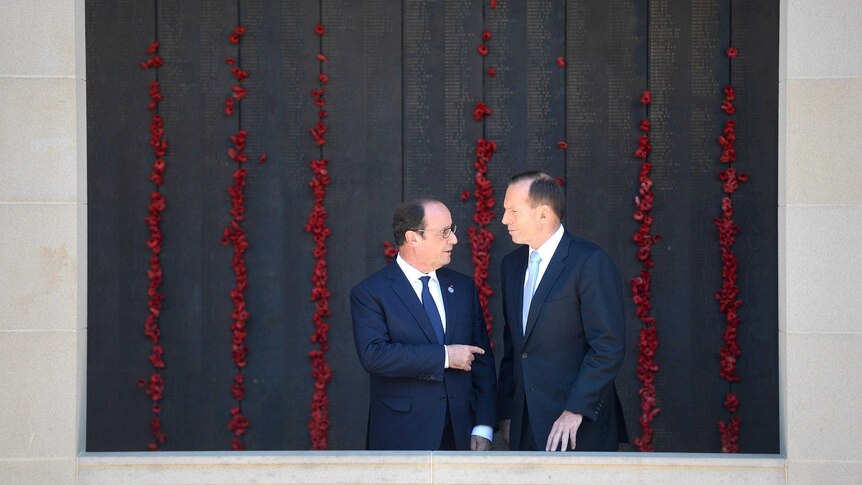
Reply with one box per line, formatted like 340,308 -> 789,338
78,451 -> 786,485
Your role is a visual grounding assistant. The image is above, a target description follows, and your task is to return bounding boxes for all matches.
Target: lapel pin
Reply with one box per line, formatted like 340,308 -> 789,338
448,285 -> 454,293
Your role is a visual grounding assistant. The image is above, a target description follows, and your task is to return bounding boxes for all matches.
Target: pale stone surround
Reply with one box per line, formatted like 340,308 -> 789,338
78,452 -> 786,485
0,0 -> 86,483
2,0 -> 861,483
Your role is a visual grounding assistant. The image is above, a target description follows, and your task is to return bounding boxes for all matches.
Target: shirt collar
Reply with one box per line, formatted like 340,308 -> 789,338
396,253 -> 438,283
532,224 -> 565,263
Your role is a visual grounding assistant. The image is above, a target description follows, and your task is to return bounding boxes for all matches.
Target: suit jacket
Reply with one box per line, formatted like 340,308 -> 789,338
351,262 -> 497,450
498,230 -> 628,451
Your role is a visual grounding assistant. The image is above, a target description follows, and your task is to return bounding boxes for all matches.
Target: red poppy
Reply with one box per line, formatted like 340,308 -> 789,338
557,141 -> 568,149
315,23 -> 325,36
487,66 -> 496,77
726,47 -> 738,58
556,56 -> 566,68
231,67 -> 250,81
724,85 -> 735,100
310,128 -> 326,146
483,31 -> 492,41
640,90 -> 652,105
473,101 -> 492,121
477,44 -> 488,56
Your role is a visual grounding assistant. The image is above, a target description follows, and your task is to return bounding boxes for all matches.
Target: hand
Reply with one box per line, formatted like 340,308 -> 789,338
545,411 -> 583,451
446,345 -> 485,371
499,419 -> 511,447
470,435 -> 492,451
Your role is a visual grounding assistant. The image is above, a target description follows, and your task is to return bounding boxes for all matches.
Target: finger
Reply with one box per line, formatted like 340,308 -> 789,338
469,346 -> 486,355
548,433 -> 559,452
560,430 -> 569,451
570,433 -> 577,451
546,428 -> 557,451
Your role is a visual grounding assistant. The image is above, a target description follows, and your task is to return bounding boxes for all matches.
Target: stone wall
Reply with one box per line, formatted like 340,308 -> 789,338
1,0 -> 861,483
0,0 -> 86,483
782,0 -> 862,481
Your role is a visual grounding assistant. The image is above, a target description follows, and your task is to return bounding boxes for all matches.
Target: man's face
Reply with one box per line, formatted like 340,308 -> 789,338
413,202 -> 458,272
501,180 -> 543,248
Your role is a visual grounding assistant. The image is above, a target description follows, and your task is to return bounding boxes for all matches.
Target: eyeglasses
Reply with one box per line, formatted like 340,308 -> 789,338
416,223 -> 457,239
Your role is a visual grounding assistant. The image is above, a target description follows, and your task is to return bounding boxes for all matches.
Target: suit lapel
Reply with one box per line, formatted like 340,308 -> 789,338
524,232 -> 571,342
509,247 -> 528,341
438,271 -> 457,344
386,264 -> 439,344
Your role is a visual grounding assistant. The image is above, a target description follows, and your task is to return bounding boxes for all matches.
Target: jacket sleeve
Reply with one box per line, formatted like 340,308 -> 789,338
351,282 -> 446,381
496,261 -> 515,422
565,250 -> 627,421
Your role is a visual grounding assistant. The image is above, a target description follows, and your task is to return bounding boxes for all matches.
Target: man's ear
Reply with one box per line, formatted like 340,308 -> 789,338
539,204 -> 551,223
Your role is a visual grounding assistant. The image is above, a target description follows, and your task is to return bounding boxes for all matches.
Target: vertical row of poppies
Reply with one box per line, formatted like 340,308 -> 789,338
462,0 -> 499,341
305,18 -> 333,450
631,20 -> 661,448
221,17 -> 253,450
716,39 -> 745,453
138,32 -> 168,450
629,1 -> 661,451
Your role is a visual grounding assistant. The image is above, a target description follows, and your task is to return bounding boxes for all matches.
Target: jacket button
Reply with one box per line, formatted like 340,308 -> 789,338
440,396 -> 447,401
522,353 -> 528,359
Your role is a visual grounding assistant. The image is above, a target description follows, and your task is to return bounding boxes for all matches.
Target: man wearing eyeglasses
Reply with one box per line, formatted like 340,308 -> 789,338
351,196 -> 497,451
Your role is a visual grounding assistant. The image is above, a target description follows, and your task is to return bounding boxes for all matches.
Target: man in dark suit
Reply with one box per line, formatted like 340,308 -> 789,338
498,171 -> 627,451
351,196 -> 497,450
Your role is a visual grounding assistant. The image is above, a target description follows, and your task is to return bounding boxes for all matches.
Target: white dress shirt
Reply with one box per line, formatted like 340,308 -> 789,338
525,224 -> 565,290
397,254 -> 447,333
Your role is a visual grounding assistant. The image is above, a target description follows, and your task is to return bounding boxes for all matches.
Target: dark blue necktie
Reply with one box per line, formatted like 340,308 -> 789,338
420,276 -> 445,344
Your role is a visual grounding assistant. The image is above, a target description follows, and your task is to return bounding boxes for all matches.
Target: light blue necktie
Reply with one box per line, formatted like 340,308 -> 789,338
522,250 -> 542,334
420,276 -> 445,344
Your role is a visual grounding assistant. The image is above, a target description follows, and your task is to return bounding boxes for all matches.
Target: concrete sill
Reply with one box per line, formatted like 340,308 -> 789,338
78,451 -> 786,484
